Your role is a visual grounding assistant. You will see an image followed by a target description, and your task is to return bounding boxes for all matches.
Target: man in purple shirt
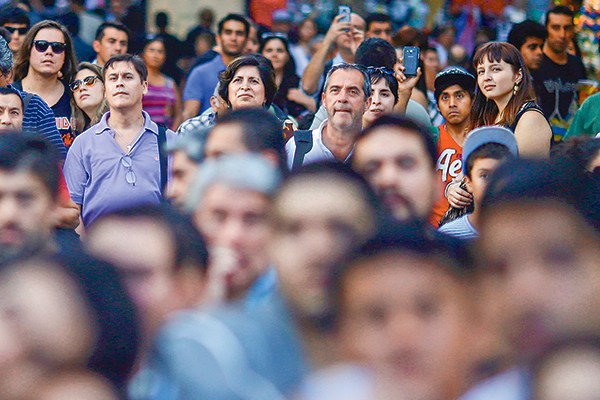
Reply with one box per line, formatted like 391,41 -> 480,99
64,54 -> 176,227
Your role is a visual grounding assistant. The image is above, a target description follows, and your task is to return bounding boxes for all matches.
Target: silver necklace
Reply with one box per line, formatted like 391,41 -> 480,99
115,130 -> 133,152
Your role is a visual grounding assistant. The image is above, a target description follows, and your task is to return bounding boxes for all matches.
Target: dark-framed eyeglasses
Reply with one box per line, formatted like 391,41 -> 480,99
366,66 -> 395,77
33,40 -> 66,54
121,155 -> 136,185
4,26 -> 28,35
70,76 -> 99,92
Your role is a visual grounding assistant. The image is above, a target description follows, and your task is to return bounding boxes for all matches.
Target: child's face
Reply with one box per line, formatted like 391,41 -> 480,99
338,252 -> 475,400
465,157 -> 502,210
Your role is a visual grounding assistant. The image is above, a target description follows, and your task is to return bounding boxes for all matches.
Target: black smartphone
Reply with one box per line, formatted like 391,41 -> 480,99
338,5 -> 351,23
403,46 -> 420,77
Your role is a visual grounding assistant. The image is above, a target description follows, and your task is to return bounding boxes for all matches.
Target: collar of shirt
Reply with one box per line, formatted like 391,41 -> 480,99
316,119 -> 354,163
95,110 -> 159,136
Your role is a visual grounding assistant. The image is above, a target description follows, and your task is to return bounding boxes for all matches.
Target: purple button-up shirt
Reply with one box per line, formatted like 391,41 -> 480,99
64,111 -> 177,227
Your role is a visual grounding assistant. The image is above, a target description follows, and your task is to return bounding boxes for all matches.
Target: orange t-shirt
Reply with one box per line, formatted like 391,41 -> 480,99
430,124 -> 463,227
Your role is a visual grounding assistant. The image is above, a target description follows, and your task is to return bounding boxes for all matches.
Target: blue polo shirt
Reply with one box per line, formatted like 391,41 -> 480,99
64,111 -> 177,227
183,54 -> 226,115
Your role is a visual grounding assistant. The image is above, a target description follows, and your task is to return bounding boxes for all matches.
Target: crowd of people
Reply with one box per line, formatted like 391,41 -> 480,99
0,0 -> 599,399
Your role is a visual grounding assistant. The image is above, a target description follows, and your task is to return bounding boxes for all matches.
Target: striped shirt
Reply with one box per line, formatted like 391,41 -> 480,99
143,78 -> 177,127
10,85 -> 67,159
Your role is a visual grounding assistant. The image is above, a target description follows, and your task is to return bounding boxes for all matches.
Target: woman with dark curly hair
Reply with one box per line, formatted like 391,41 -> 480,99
259,33 -> 315,125
13,20 -> 78,147
472,42 -> 551,158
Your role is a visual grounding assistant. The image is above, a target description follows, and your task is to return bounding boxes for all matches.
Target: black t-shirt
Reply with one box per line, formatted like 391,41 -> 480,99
531,54 -> 586,126
13,81 -> 74,148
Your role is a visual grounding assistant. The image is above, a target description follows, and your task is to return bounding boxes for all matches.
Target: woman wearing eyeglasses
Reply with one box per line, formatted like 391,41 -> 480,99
13,20 -> 78,147
70,62 -> 109,135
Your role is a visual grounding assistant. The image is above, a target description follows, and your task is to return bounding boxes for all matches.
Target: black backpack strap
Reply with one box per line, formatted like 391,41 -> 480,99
157,124 -> 168,198
22,92 -> 34,111
292,129 -> 313,171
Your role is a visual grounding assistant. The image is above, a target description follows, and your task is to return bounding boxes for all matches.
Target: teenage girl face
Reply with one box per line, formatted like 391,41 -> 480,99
142,40 -> 166,70
261,38 -> 289,73
476,58 -> 522,105
73,69 -> 105,114
363,78 -> 396,125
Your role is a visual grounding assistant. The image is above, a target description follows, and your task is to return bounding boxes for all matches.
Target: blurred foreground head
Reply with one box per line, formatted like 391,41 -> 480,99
269,161 -> 383,323
328,222 -> 478,400
0,133 -> 60,265
0,256 -> 117,399
476,159 -> 600,360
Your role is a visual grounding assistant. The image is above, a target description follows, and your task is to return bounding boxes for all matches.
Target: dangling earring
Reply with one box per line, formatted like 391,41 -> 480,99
513,82 -> 519,95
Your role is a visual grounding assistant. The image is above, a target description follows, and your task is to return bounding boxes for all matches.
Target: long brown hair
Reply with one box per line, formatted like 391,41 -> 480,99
471,42 -> 536,129
13,20 -> 78,83
70,62 -> 109,134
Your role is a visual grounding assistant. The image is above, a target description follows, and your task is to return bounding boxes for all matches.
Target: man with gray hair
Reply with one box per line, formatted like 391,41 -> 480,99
0,32 -> 66,158
287,63 -> 371,170
185,153 -> 280,305
165,126 -> 208,207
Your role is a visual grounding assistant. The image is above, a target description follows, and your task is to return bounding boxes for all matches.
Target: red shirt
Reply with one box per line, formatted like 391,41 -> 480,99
431,124 -> 463,226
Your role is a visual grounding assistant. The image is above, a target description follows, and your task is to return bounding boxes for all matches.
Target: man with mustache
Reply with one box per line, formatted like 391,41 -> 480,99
287,63 -> 371,169
64,54 -> 177,228
352,115 -> 440,223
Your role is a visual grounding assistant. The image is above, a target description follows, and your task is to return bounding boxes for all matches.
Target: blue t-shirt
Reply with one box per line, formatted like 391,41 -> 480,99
183,54 -> 226,115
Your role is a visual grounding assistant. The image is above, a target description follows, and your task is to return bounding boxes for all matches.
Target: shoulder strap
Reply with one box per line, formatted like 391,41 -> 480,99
511,101 -> 545,131
292,130 -> 313,171
23,92 -> 34,111
157,124 -> 168,198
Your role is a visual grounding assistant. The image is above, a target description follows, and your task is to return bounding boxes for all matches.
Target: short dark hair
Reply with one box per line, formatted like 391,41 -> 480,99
217,13 -> 250,37
545,5 -> 574,26
365,13 -> 392,32
464,142 -> 514,178
218,54 -> 277,108
329,220 -> 474,322
480,159 -> 600,236
0,85 -> 23,109
93,204 -> 209,275
214,107 -> 286,173
0,132 -> 60,199
367,67 -> 398,104
507,20 -> 547,50
551,137 -> 600,173
155,11 -> 168,29
355,37 -> 396,70
103,53 -> 148,82
0,6 -> 30,28
358,114 -> 437,169
95,21 -> 129,42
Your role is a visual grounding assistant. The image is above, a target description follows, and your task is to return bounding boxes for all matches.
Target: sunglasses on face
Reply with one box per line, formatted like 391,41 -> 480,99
70,75 -> 99,92
33,40 -> 66,54
4,26 -> 28,35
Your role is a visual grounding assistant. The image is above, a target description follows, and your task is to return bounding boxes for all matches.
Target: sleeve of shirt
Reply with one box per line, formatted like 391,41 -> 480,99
564,97 -> 590,139
63,136 -> 88,205
183,65 -> 205,103
26,95 -> 67,159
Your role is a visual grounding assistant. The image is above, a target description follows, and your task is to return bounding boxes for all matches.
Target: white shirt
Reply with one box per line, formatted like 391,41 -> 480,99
285,119 -> 353,169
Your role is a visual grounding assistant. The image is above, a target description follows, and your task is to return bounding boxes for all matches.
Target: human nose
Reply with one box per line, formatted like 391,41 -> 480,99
375,162 -> 398,191
0,197 -> 19,225
217,218 -> 245,248
0,111 -> 11,125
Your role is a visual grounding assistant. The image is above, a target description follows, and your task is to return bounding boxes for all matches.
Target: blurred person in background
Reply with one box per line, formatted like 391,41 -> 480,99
260,32 -> 315,127
154,12 -> 184,84
141,36 -> 182,130
12,20 -> 78,148
507,20 -> 547,73
70,62 -> 108,135
365,13 -> 393,44
289,18 -> 317,76
92,21 -> 129,67
0,6 -> 30,56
